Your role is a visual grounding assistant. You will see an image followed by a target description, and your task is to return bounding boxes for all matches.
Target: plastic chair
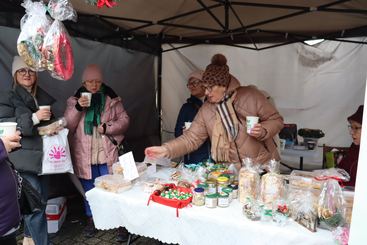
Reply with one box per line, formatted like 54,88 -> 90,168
322,144 -> 349,169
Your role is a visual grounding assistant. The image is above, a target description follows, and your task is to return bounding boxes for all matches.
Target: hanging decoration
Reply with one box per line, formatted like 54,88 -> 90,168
85,0 -> 120,8
16,0 -> 76,80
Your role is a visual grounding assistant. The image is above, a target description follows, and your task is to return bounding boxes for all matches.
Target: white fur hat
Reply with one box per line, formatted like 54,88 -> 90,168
12,56 -> 35,77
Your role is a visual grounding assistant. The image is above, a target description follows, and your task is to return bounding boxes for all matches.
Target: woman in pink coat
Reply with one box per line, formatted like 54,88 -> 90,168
64,64 -> 129,238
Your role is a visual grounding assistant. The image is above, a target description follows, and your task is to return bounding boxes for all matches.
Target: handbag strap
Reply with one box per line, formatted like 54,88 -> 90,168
106,134 -> 118,146
6,158 -> 23,199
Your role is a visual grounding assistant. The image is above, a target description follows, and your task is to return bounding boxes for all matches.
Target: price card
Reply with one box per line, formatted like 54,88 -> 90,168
119,151 -> 139,181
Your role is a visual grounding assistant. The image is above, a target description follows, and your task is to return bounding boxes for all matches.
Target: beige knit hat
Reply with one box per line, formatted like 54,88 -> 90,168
202,54 -> 230,87
12,56 -> 35,77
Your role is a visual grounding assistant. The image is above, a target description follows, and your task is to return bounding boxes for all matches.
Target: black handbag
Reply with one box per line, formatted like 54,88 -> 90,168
6,159 -> 45,215
106,135 -> 128,156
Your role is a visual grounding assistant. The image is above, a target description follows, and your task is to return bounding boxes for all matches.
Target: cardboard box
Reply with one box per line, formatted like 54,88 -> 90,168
46,197 -> 67,233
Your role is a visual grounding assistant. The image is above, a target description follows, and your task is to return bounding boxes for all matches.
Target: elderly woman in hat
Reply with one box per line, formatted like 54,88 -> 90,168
145,54 -> 283,167
338,105 -> 363,187
0,56 -> 55,245
64,64 -> 130,239
174,70 -> 211,165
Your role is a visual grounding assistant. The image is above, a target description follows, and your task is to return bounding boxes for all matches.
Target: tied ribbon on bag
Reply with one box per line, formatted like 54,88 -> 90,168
97,0 -> 117,8
314,176 -> 345,187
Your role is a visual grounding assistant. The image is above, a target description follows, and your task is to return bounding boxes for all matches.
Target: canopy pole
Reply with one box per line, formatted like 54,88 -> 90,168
157,42 -> 163,144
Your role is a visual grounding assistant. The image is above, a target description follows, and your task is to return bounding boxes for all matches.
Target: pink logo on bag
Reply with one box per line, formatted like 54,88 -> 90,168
48,145 -> 66,161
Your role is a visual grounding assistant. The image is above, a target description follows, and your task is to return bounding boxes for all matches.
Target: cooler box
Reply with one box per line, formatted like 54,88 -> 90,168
46,197 -> 67,233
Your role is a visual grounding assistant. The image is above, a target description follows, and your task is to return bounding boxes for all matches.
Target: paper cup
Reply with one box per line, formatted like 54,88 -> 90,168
39,105 -> 51,120
184,122 -> 192,129
246,116 -> 259,134
0,122 -> 17,137
81,92 -> 92,107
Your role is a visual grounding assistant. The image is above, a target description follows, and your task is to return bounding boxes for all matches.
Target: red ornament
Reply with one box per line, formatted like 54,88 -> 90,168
97,0 -> 118,8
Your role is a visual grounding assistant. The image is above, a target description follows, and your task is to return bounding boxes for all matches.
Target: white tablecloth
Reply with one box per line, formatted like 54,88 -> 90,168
281,147 -> 323,170
86,168 -> 334,245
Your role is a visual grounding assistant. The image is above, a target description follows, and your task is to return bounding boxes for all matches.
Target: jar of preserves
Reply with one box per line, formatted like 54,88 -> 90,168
206,180 -> 217,194
218,192 -> 230,208
216,176 -> 229,193
192,187 -> 205,206
205,193 -> 218,208
229,183 -> 238,199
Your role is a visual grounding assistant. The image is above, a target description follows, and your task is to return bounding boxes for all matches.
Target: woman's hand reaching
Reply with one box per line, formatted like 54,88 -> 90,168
144,146 -> 169,159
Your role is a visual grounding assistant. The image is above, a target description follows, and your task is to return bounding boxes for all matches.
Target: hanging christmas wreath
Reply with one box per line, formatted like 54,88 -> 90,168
85,0 -> 120,8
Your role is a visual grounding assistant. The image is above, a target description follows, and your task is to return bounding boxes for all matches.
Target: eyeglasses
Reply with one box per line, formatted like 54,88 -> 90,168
17,68 -> 36,76
348,125 -> 362,132
84,80 -> 102,85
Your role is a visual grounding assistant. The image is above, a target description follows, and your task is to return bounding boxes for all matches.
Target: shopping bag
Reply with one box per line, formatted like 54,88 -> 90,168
42,128 -> 73,174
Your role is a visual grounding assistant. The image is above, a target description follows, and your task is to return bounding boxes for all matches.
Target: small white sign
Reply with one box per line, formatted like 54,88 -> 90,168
119,151 -> 139,181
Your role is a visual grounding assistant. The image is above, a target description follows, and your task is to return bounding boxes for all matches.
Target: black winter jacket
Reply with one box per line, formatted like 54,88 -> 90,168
0,85 -> 55,174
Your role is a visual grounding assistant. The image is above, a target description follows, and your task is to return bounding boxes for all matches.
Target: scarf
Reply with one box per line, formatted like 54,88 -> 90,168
211,91 -> 239,162
75,85 -> 106,135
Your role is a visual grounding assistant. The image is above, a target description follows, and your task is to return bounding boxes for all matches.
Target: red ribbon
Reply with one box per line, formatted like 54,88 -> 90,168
314,176 -> 345,187
97,0 -> 117,8
277,204 -> 288,214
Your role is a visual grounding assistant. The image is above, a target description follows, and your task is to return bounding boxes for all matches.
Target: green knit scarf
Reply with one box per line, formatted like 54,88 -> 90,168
84,85 -> 106,135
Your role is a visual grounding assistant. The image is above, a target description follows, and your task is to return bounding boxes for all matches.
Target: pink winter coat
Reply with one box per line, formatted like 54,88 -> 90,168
64,96 -> 129,179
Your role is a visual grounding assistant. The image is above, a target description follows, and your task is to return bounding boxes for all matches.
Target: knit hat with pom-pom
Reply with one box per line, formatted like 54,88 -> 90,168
202,54 -> 230,87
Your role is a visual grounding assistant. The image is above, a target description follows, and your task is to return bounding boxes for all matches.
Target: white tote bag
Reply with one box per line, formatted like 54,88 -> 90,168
41,128 -> 74,174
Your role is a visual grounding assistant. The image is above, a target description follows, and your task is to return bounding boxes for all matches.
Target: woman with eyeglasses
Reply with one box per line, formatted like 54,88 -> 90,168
338,105 -> 363,187
145,54 -> 283,168
64,64 -> 130,241
0,56 -> 56,245
174,70 -> 211,165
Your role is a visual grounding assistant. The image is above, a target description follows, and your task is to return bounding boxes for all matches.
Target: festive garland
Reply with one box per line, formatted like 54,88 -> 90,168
85,0 -> 120,8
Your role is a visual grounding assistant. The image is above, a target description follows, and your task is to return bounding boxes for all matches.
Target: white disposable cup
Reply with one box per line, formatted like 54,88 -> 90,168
39,105 -> 51,120
184,122 -> 192,129
246,116 -> 259,134
279,139 -> 286,150
0,122 -> 17,137
81,92 -> 92,107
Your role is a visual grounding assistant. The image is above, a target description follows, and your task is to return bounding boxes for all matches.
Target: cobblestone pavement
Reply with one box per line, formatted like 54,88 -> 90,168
16,195 -> 163,245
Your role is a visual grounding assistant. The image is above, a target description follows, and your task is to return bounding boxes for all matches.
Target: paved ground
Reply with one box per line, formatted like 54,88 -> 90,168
16,195 -> 163,245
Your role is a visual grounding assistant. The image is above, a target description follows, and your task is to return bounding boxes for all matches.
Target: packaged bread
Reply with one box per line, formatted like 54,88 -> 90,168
260,159 -> 284,207
289,170 -> 323,190
290,188 -> 318,232
112,162 -> 124,175
238,158 -> 260,203
94,174 -> 132,193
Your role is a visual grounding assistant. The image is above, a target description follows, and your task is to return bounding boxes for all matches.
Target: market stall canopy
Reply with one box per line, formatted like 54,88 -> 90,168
1,0 -> 367,53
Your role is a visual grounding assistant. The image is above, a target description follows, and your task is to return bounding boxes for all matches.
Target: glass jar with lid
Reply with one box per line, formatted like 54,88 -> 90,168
206,179 -> 217,194
218,192 -> 230,208
192,187 -> 205,206
205,193 -> 218,208
217,176 -> 229,193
